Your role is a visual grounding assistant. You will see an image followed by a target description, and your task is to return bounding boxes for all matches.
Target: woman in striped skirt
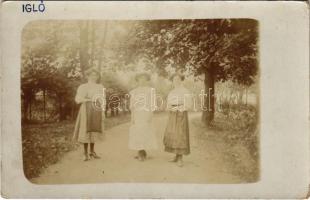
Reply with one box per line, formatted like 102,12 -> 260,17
163,74 -> 192,167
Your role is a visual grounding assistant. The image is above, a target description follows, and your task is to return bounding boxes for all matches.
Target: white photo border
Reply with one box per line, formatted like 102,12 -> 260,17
1,1 -> 309,198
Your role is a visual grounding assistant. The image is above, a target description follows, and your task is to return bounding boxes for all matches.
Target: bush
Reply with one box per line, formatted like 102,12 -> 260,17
22,114 -> 131,180
22,121 -> 78,179
213,104 -> 259,182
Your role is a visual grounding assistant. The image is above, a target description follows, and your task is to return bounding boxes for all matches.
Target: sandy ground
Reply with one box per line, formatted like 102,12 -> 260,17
31,112 -> 242,184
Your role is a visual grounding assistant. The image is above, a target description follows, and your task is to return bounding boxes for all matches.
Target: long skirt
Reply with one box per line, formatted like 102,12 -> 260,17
73,102 -> 104,143
129,111 -> 158,150
163,111 -> 190,155
86,102 -> 102,132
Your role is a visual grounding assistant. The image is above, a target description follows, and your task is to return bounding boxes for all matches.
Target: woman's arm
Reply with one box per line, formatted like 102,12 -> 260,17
95,85 -> 106,110
184,92 -> 193,111
129,90 -> 135,124
75,85 -> 91,104
130,109 -> 135,125
151,88 -> 157,112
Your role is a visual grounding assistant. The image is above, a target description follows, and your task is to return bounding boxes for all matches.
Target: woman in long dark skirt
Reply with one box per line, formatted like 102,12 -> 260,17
72,68 -> 105,161
163,73 -> 192,167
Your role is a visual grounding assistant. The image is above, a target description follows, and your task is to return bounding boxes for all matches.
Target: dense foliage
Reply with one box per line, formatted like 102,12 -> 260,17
129,19 -> 258,124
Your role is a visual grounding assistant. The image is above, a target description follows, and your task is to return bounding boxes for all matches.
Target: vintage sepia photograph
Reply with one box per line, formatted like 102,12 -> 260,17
21,19 -> 259,184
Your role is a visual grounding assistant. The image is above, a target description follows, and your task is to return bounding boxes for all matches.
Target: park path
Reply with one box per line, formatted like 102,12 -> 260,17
31,112 -> 241,184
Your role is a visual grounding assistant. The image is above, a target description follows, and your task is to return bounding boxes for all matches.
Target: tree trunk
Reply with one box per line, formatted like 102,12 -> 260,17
245,87 -> 248,105
98,21 -> 108,75
90,21 -> 96,67
29,98 -> 32,121
58,95 -> 63,121
202,69 -> 215,126
43,89 -> 46,122
79,21 -> 90,77
71,104 -> 75,120
237,86 -> 244,105
22,97 -> 29,122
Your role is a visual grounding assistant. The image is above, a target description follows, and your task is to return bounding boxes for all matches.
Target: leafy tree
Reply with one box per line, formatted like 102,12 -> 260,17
21,21 -> 81,122
128,19 -> 258,125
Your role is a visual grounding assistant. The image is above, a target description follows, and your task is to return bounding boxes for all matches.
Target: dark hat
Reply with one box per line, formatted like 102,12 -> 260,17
135,72 -> 151,81
85,68 -> 100,77
170,72 -> 185,81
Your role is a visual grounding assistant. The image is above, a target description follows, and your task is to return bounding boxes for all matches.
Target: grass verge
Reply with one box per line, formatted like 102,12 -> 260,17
22,114 -> 131,179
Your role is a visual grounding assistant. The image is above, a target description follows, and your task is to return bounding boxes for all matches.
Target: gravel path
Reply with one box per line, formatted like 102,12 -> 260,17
31,112 -> 241,184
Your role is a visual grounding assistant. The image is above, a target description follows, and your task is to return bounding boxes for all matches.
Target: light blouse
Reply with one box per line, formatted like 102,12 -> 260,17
75,82 -> 105,108
130,86 -> 156,112
167,86 -> 193,111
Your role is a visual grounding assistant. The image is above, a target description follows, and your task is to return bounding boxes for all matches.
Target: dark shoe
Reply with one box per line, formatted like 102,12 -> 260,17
89,152 -> 101,159
169,156 -> 178,162
142,150 -> 147,160
138,156 -> 144,161
177,155 -> 183,167
137,150 -> 145,161
84,153 -> 90,161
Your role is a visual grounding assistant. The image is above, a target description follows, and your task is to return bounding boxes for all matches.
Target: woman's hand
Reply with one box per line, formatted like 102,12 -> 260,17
169,104 -> 183,111
131,112 -> 135,125
83,97 -> 92,103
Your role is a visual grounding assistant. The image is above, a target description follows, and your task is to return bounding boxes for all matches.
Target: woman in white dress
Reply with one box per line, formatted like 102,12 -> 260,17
73,68 -> 105,161
129,73 -> 158,161
164,73 -> 192,167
